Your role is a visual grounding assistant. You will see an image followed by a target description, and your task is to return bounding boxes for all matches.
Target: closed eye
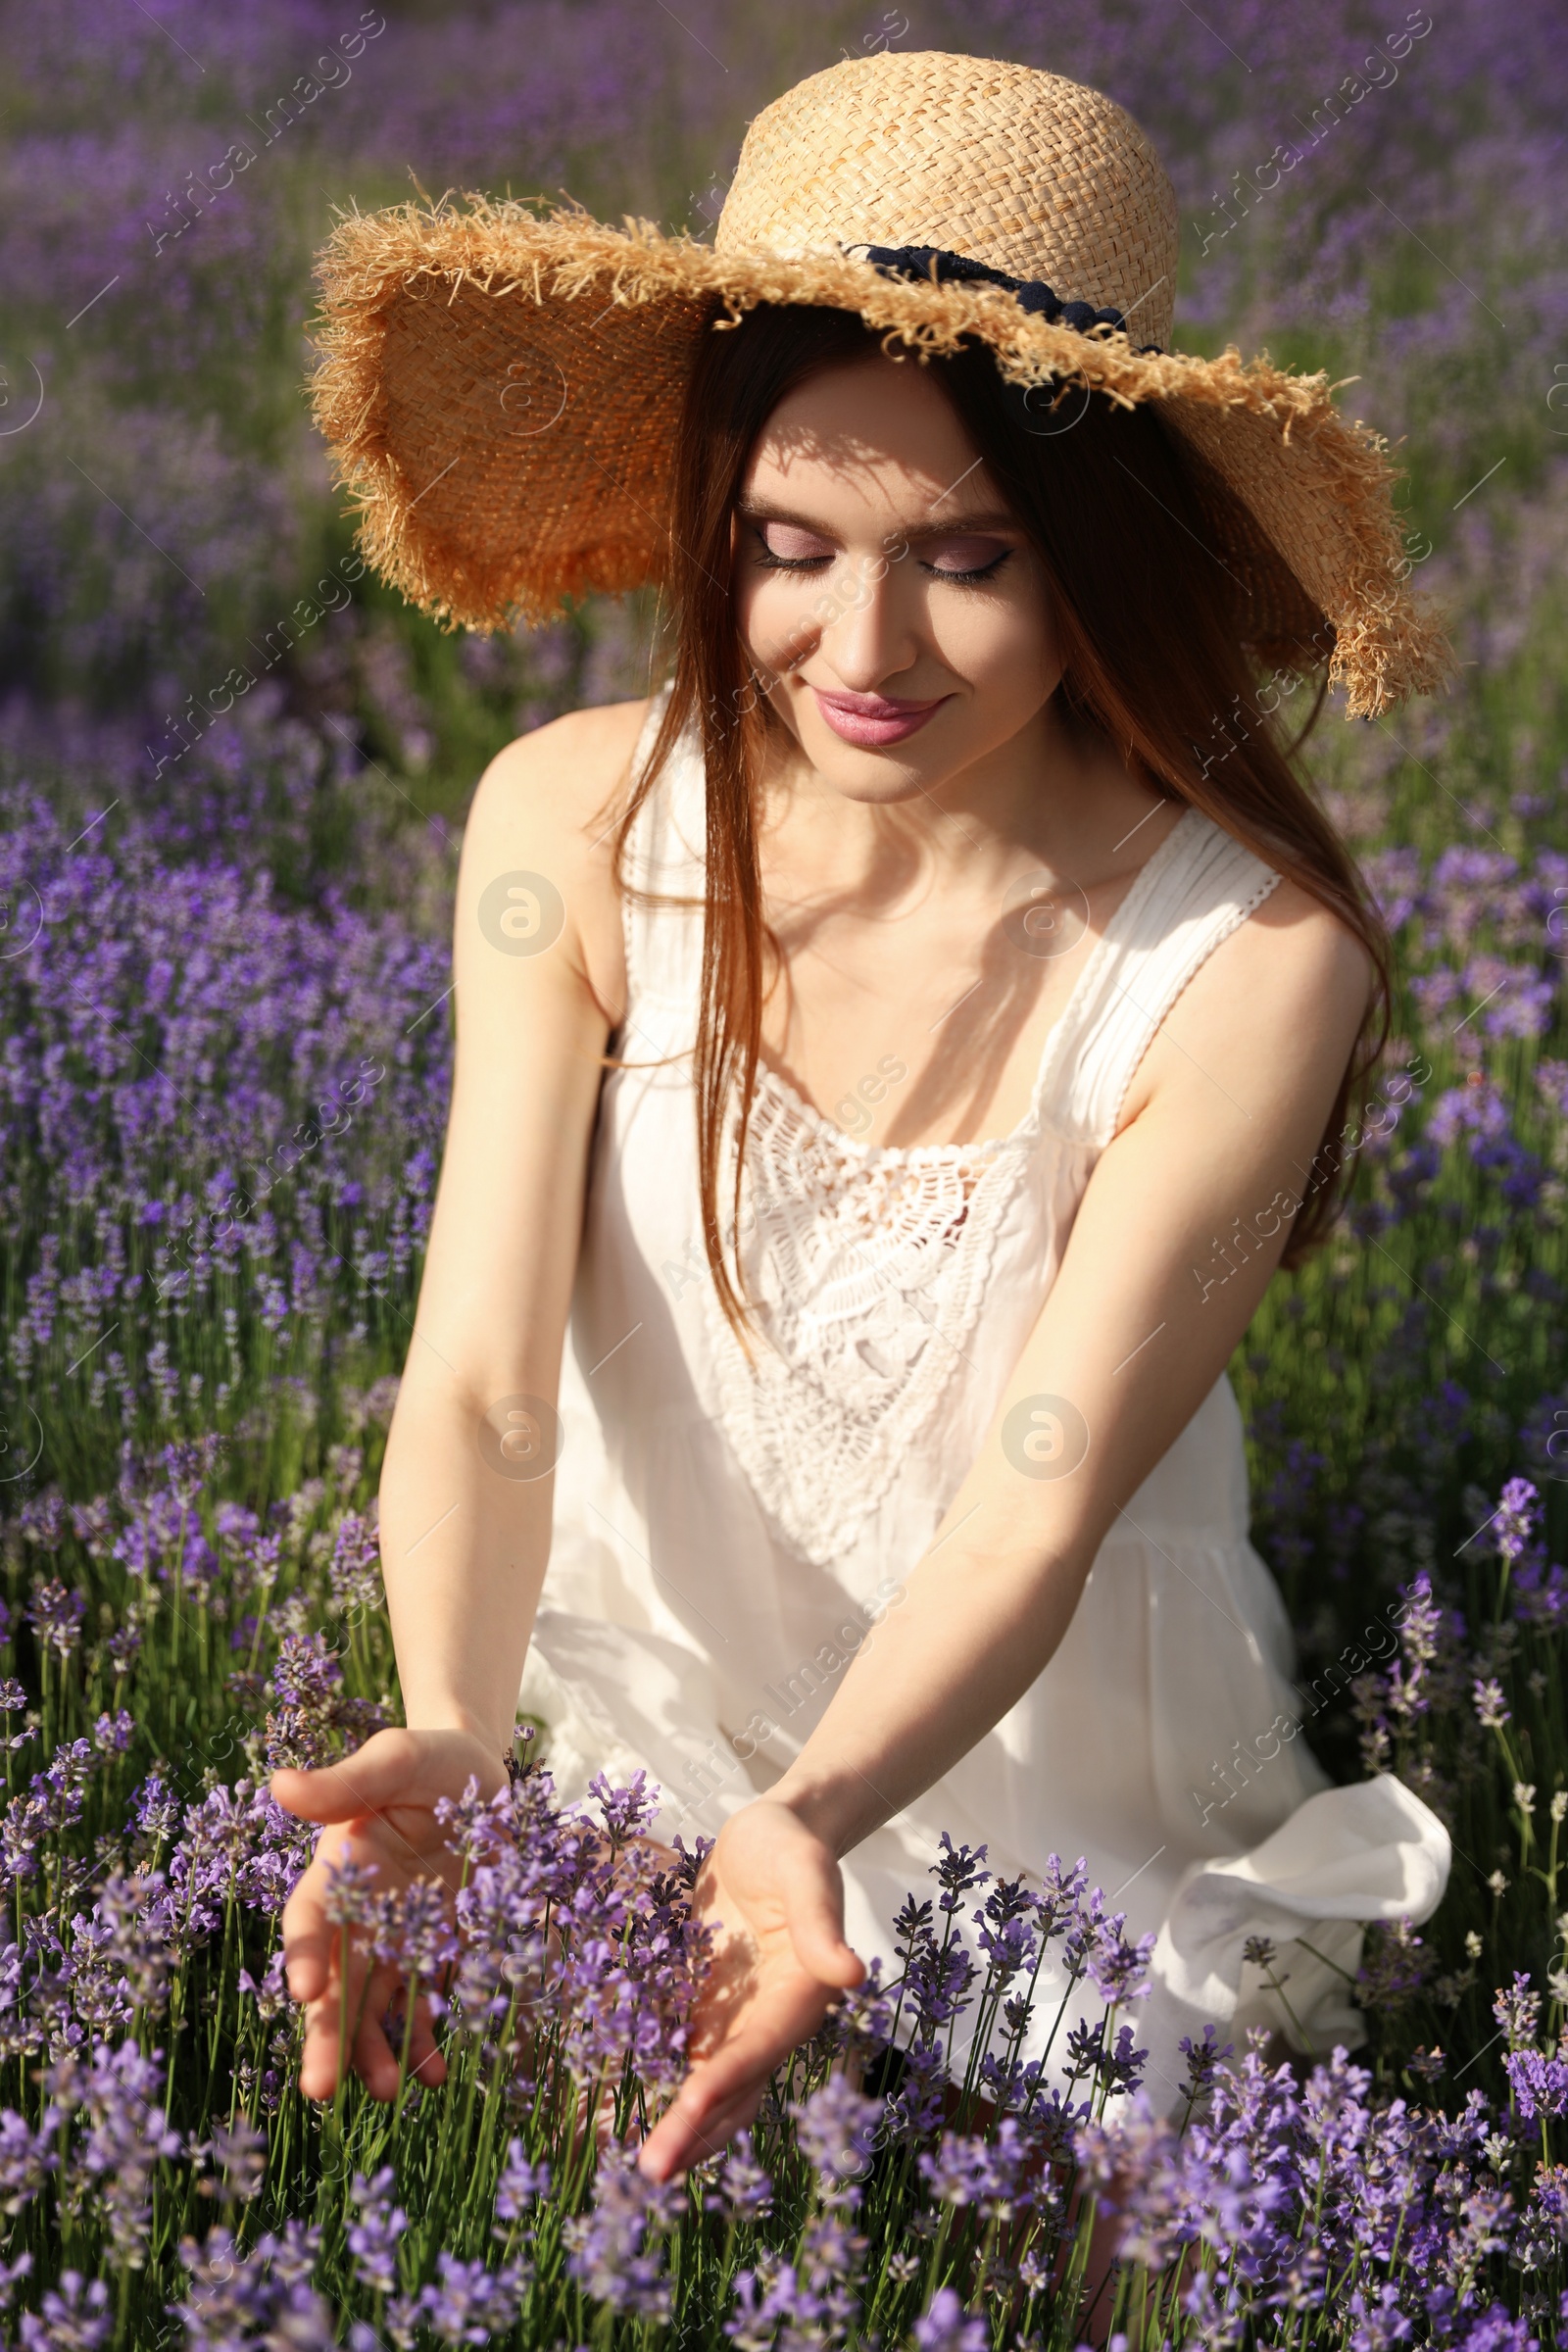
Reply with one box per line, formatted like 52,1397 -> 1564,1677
753,519 -> 835,566
749,519 -> 1013,582
920,536 -> 1012,580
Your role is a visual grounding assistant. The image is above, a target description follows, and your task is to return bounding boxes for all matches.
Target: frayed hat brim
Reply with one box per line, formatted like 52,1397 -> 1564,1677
309,200 -> 1454,720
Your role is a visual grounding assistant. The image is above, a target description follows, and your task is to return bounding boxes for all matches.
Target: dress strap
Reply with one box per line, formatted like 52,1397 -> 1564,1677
619,685 -> 707,1014
1039,806 -> 1283,1146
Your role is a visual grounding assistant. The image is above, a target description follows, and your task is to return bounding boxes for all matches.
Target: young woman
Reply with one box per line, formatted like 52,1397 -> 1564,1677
274,50 -> 1452,2180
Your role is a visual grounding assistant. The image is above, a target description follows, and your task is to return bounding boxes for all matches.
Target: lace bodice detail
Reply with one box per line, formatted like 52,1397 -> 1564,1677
704,1070 -> 1025,1561
616,701 -> 1281,1566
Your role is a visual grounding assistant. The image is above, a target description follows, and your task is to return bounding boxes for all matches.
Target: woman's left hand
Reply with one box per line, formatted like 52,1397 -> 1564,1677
636,1797 -> 865,2180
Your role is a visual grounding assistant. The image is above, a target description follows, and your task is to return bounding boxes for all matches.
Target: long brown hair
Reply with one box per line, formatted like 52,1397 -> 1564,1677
613,303 -> 1391,1337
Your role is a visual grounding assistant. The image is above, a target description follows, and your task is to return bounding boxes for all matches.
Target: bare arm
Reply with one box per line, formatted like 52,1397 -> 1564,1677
639,881 -> 1374,2172
272,698 -> 646,2097
377,706 -> 638,1752
770,887 -> 1371,1849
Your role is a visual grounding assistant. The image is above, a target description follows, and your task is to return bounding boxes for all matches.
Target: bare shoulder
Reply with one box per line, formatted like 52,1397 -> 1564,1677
1235,872 -> 1376,1006
460,696 -> 655,1021
469,695 -> 653,852
479,696 -> 653,804
1120,873 -> 1376,1129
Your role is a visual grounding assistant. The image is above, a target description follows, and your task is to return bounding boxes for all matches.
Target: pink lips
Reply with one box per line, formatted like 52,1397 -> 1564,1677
810,687 -> 951,748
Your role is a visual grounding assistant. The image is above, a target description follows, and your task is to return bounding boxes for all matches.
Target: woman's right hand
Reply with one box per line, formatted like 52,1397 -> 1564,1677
272,1725 -> 507,2101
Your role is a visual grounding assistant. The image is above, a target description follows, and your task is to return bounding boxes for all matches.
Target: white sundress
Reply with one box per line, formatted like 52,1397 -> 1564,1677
519,694 -> 1451,2114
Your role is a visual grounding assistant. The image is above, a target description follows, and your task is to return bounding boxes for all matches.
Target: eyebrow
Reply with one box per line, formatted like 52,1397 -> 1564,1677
734,497 -> 1020,539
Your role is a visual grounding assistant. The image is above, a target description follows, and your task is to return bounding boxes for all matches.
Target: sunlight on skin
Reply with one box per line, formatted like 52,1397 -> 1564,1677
732,353 -> 1063,825
732,349 -> 1071,851
271,1745 -> 866,2168
635,1801 -> 866,2180
271,1727 -> 502,2104
728,349 -> 1184,1151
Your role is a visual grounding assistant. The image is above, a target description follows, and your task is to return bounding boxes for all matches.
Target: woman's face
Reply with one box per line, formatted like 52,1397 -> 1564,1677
731,350 -> 1061,806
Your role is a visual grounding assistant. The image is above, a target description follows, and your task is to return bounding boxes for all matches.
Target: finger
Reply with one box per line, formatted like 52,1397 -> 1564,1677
778,1841 -> 865,1990
299,1977 -> 359,2102
270,1730 -> 421,1825
281,1925 -> 331,2006
296,1916 -> 382,2100
639,2080 -> 765,2180
351,1963 -> 407,2103
785,1882 -> 869,1994
280,1837 -> 368,2001
401,1992 -> 447,2093
639,2082 -> 765,2180
281,1865 -> 346,2003
641,1982 -> 827,2179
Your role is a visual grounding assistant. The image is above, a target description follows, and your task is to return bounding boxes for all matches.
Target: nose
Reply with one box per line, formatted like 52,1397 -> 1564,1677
816,548 -> 921,692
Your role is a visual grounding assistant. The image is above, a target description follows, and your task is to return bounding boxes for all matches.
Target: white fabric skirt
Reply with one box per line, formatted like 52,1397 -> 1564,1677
520,1339 -> 1451,2116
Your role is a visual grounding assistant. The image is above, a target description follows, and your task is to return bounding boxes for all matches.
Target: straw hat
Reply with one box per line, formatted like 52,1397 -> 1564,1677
309,49 -> 1452,719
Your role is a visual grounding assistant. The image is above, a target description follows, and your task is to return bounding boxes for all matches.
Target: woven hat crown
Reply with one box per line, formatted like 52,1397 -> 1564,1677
714,51 -> 1180,350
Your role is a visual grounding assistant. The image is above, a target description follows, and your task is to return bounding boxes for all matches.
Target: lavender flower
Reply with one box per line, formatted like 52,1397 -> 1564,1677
347,2166 -> 408,2294
0,2113 -> 57,2217
1178,2024 -> 1234,2108
24,1579 -> 85,1663
1505,2050 -> 1568,2124
328,1508 -> 383,1620
920,2117 -> 1045,2216
726,2258 -> 821,2352
16,2272 -> 110,2351
912,2286 -> 988,2352
1,1740 -> 99,1886
265,1631 -> 389,1769
196,2115 -> 267,2207
104,1624 -> 141,1677
563,2149 -> 683,2318
177,2225 -> 334,2351
494,2141 -> 551,2224
1493,1479 -> 1543,1565
791,2076 -> 882,2202
49,2039 -> 180,2262
321,1848 -> 380,1929
370,1873 -> 459,1980
1474,1678 -> 1512,1729
64,1870 -> 176,2029
416,2251 -> 526,2344
588,1767 -> 661,1848
931,1832 -> 991,1916
1494,1974 -> 1544,2046
714,2132 -> 773,2221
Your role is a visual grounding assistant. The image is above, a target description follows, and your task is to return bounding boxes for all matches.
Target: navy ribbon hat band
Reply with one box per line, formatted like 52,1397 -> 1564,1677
858,243 -> 1163,354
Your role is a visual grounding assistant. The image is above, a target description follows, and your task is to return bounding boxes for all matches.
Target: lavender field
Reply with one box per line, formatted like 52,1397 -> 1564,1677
1,0 -> 1567,2342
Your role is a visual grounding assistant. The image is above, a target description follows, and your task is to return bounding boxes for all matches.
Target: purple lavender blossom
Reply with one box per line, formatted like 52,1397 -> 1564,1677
48,2039 -> 180,2262
16,2272 -> 111,2351
415,2251 -> 526,2344
176,2225 -> 334,2351
563,2149 -> 683,2318
791,2076 -> 883,2200
1504,2050 -> 1568,2124
913,2285 -> 989,2352
919,2116 -> 1046,2215
493,2141 -> 551,2224
0,2113 -> 57,2218
24,1579 -> 86,1663
196,2116 -> 267,2207
346,2167 -> 408,2293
